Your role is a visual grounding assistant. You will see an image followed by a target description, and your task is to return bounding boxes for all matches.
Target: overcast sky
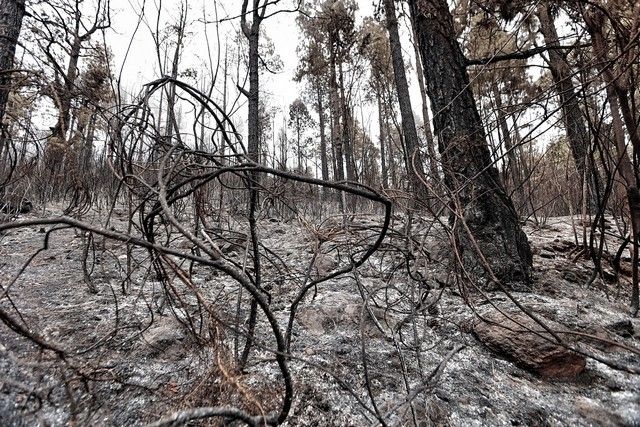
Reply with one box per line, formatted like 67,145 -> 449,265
105,0 -> 422,146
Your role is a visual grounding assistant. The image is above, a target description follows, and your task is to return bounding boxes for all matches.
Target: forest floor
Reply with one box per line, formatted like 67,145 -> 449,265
0,203 -> 639,426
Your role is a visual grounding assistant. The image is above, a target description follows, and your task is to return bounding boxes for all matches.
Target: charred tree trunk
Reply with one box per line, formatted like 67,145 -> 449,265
584,7 -> 640,314
52,35 -> 82,143
377,90 -> 389,188
165,7 -> 186,144
316,85 -> 329,182
338,61 -> 356,183
240,0 -> 265,367
0,0 -> 25,180
409,0 -> 532,286
409,15 -> 440,182
383,0 -> 427,202
491,82 -> 526,213
0,0 -> 24,128
329,55 -> 344,182
537,3 -> 594,188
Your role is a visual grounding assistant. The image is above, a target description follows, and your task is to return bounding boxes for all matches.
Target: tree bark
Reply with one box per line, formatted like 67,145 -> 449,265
338,61 -> 356,183
245,19 -> 260,164
376,91 -> 389,188
0,0 -> 24,127
491,82 -> 526,211
328,53 -> 344,182
316,86 -> 329,182
537,3 -> 590,181
583,7 -> 640,314
409,0 -> 532,286
383,0 -> 427,201
0,0 -> 25,169
409,16 -> 440,181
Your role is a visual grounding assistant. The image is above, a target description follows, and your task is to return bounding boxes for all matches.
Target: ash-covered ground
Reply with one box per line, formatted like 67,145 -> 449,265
0,205 -> 638,426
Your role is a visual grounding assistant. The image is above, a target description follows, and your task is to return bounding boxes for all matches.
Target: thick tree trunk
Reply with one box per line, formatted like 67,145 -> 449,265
0,0 -> 24,127
383,0 -> 427,201
0,0 -> 24,175
409,0 -> 532,286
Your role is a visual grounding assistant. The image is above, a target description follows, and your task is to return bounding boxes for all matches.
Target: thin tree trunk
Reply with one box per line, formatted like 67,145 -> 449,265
383,0 -> 427,201
537,3 -> 591,182
584,7 -> 640,314
240,0 -> 265,367
316,85 -> 329,182
166,7 -> 186,143
409,15 -> 440,181
329,56 -> 344,182
492,82 -> 525,210
338,61 -> 356,183
377,90 -> 389,188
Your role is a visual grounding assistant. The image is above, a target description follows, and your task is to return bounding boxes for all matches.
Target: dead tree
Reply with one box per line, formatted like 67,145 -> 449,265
409,0 -> 532,286
382,0 -> 428,203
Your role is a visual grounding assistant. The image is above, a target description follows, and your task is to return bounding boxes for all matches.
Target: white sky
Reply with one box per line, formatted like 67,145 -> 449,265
105,0 -> 423,147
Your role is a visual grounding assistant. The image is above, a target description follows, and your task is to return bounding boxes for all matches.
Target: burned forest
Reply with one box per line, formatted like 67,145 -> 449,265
0,0 -> 639,425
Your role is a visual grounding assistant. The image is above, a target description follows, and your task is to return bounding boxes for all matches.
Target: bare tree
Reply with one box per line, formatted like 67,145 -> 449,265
382,0 -> 427,202
409,0 -> 532,285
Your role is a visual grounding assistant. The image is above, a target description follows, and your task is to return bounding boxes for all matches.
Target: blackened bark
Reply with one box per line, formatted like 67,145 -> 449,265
338,61 -> 356,183
409,0 -> 532,286
377,91 -> 389,188
246,24 -> 260,163
583,7 -> 640,314
0,0 -> 25,130
0,0 -> 24,178
165,7 -> 186,143
316,86 -> 329,181
383,0 -> 427,201
491,82 -> 526,212
328,53 -> 344,182
240,0 -> 264,368
537,3 -> 589,179
411,27 -> 440,181
52,33 -> 82,141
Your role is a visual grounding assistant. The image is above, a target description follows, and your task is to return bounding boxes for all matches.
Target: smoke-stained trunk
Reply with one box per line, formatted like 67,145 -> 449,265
583,7 -> 640,314
0,0 -> 25,166
537,3 -> 590,180
409,0 -> 532,286
316,86 -> 329,181
377,91 -> 389,188
0,0 -> 24,127
338,61 -> 357,183
383,0 -> 427,200
329,54 -> 344,181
